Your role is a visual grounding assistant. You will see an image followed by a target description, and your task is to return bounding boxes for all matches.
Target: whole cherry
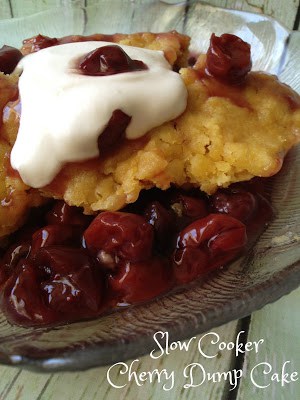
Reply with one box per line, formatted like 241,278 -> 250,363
0,45 -> 23,74
206,33 -> 252,84
211,188 -> 257,222
174,213 -> 247,283
108,257 -> 173,303
84,211 -> 154,267
79,45 -> 148,76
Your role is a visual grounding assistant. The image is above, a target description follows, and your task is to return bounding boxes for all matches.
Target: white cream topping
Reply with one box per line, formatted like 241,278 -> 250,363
11,41 -> 187,188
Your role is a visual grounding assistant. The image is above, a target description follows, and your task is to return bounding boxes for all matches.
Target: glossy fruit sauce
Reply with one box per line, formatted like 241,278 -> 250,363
0,181 -> 273,327
0,34 -> 273,326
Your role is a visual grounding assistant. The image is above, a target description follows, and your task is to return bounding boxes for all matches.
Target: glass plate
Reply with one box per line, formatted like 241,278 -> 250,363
0,0 -> 299,372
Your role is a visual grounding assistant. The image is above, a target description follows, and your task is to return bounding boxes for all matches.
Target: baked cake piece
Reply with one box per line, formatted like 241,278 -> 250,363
40,52 -> 300,213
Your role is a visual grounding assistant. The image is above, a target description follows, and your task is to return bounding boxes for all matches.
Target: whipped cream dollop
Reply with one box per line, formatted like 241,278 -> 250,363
11,41 -> 187,188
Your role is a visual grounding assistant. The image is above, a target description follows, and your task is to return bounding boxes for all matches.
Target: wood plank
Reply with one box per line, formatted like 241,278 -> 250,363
5,1 -> 300,32
9,1 -> 85,18
200,0 -> 299,30
2,370 -> 53,400
83,0 -> 187,35
8,0 -> 157,19
83,0 -> 138,35
247,0 -> 299,29
0,6 -> 85,48
0,0 -> 12,19
0,321 -> 239,400
236,287 -> 300,399
4,0 -> 300,32
0,368 -> 21,400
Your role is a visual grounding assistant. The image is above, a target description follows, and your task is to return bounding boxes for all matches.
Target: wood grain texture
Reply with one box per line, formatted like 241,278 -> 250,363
0,321 -> 239,400
0,1 -> 12,19
236,287 -> 300,400
202,0 -> 299,29
9,1 -> 84,18
1,1 -> 299,31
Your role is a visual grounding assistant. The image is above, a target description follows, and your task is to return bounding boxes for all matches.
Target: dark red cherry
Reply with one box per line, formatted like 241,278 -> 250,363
144,201 -> 175,250
31,224 -> 83,255
97,109 -> 131,156
211,188 -> 257,222
173,247 -> 209,284
174,214 -> 247,283
170,193 -> 208,230
206,33 -> 252,84
84,211 -> 154,266
0,259 -> 57,325
171,194 -> 208,218
0,267 -> 9,287
0,45 -> 23,74
108,257 -> 173,303
34,246 -> 95,275
35,247 -> 103,316
177,213 -> 247,253
22,34 -> 58,52
79,45 -> 148,76
41,266 -> 102,315
46,201 -> 92,227
0,246 -> 104,325
1,243 -> 30,269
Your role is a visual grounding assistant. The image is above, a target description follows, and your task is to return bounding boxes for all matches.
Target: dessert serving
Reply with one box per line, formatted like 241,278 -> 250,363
0,30 -> 299,327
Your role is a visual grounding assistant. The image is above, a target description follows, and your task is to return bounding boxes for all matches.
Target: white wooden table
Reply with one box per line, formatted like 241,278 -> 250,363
0,1 -> 299,399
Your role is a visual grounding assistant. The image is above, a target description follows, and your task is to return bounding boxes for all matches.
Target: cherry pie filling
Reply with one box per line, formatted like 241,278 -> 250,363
0,181 -> 273,326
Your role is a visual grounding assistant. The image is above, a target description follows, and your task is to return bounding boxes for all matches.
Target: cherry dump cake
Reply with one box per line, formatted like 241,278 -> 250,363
0,31 -> 299,326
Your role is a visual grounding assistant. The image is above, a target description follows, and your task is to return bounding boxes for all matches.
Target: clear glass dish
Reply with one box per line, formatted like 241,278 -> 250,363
0,0 -> 299,372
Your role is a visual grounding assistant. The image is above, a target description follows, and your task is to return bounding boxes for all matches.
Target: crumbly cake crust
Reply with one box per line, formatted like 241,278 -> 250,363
42,68 -> 300,213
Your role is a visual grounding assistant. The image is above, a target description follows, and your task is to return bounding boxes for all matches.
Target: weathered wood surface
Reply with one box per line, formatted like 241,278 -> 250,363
0,322 -> 240,400
0,0 -> 299,30
0,1 -> 299,399
237,288 -> 300,400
